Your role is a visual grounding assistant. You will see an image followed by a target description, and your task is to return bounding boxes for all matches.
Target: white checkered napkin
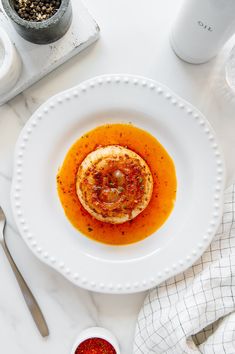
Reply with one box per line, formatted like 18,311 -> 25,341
134,185 -> 235,354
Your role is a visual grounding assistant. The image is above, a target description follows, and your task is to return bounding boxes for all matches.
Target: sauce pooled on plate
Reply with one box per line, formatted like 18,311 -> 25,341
57,123 -> 177,245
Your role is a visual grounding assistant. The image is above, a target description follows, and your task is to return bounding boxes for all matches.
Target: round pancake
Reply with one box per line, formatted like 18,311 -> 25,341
76,145 -> 153,224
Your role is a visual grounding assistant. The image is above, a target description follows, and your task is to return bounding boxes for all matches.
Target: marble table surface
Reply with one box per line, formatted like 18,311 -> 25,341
1,0 -> 235,353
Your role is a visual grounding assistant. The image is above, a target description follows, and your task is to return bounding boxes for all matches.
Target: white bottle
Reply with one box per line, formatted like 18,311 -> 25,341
170,0 -> 235,64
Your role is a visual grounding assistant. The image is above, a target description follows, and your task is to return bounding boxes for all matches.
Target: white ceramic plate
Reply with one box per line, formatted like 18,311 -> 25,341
11,75 -> 225,294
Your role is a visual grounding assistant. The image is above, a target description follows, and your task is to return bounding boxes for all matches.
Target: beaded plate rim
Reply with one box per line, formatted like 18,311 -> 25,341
11,74 -> 225,294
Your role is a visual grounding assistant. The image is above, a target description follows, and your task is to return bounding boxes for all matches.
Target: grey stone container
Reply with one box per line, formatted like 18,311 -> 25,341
1,0 -> 72,44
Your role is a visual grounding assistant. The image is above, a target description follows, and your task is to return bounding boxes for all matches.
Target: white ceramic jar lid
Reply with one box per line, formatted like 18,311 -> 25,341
71,327 -> 120,354
0,27 -> 22,96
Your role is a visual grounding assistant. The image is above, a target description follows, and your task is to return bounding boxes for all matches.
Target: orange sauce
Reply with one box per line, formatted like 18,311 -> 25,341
57,123 -> 177,245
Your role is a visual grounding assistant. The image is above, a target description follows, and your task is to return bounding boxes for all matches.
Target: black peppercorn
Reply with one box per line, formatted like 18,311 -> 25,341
14,0 -> 61,21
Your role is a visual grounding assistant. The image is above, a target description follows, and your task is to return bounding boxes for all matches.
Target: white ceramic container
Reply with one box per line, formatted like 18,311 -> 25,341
71,327 -> 120,354
0,27 -> 21,95
171,0 -> 235,64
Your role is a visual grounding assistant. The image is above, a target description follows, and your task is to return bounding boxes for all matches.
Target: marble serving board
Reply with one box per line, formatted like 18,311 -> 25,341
0,0 -> 100,105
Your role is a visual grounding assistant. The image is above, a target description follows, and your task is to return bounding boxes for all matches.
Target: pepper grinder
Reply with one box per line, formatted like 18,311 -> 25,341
170,0 -> 235,64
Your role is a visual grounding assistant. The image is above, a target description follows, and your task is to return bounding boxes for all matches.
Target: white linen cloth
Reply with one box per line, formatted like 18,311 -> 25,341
134,184 -> 235,354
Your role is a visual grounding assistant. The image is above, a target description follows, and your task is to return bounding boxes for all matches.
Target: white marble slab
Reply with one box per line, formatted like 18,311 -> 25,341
1,0 -> 235,353
0,0 -> 100,105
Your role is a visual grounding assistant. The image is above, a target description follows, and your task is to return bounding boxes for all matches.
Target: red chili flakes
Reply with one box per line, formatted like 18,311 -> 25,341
75,338 -> 116,354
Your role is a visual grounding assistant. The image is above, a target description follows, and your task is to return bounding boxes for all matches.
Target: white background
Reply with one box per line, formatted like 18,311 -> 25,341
0,0 -> 235,353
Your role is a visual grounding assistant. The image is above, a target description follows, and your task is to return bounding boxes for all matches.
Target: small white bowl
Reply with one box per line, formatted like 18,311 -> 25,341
71,327 -> 120,354
0,27 -> 22,96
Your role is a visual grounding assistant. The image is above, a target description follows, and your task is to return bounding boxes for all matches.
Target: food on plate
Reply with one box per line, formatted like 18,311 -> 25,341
76,145 -> 153,224
57,123 -> 177,245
